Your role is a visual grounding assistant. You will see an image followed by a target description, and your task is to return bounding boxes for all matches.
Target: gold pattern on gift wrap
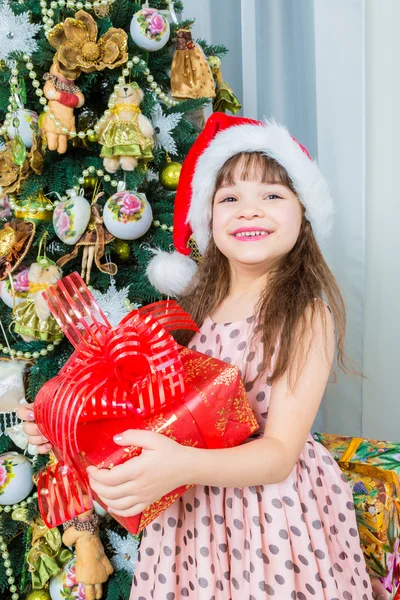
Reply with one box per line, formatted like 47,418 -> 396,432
140,485 -> 192,531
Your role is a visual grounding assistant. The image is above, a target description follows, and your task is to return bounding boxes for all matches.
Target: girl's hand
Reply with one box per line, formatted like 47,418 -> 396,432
87,430 -> 190,517
16,403 -> 52,454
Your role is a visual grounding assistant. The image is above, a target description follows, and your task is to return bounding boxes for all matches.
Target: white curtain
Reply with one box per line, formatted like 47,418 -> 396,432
183,0 -> 399,439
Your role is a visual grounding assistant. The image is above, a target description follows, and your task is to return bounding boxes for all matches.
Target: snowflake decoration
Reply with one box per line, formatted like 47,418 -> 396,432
106,529 -> 140,575
151,103 -> 183,155
0,1 -> 40,62
90,279 -> 140,327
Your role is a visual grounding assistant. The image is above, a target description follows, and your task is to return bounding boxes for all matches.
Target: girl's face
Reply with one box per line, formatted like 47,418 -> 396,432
212,173 -> 302,273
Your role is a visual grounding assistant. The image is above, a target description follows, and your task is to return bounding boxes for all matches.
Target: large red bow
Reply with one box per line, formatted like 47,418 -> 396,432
34,272 -> 198,528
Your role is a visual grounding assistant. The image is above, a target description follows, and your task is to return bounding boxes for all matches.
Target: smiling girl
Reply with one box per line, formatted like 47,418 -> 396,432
20,113 -> 373,599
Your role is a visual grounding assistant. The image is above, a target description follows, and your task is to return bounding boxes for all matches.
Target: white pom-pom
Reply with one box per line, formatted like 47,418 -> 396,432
146,249 -> 197,297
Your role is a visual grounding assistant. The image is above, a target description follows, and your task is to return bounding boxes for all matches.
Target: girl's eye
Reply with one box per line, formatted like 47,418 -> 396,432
219,196 -> 237,203
265,194 -> 281,200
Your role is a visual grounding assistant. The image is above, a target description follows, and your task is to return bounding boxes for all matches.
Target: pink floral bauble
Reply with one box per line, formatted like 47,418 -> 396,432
15,269 -> 29,293
118,193 -> 142,215
149,12 -> 165,35
56,211 -> 70,236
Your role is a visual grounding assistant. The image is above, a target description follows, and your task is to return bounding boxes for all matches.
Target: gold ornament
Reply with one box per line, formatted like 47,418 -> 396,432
113,239 -> 130,261
48,10 -> 128,79
13,190 -> 53,223
83,175 -> 97,190
171,28 -> 215,99
87,130 -> 98,143
0,136 -> 43,195
26,591 -> 51,600
159,160 -> 182,191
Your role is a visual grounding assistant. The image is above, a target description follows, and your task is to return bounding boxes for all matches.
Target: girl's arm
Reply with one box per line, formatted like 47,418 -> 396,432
185,303 -> 335,487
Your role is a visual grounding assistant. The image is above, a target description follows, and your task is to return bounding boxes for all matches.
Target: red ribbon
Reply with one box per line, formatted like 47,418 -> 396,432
34,272 -> 198,528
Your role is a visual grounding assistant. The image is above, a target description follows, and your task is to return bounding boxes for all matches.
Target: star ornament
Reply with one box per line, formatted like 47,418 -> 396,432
151,103 -> 183,155
0,0 -> 40,62
106,529 -> 140,575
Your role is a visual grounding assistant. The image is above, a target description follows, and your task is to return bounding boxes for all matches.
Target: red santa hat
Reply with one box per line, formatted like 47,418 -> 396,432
147,112 -> 333,297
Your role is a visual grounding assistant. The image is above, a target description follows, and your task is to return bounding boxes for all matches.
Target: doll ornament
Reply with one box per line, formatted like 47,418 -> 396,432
98,83 -> 154,173
13,258 -> 63,343
42,63 -> 85,154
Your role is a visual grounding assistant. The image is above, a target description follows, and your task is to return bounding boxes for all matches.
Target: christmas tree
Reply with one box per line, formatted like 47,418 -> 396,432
0,1 -> 241,599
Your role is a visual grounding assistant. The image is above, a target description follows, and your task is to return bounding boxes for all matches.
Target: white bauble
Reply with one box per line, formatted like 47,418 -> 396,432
130,7 -> 170,51
0,452 -> 34,505
53,190 -> 91,245
7,109 -> 38,149
103,191 -> 152,240
0,268 -> 29,308
50,558 -> 86,600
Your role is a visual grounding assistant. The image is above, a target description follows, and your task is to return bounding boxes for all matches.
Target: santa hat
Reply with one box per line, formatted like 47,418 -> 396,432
147,112 -> 333,297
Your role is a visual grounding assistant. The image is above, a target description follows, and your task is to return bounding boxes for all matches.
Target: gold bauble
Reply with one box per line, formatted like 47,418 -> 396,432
159,161 -> 182,191
26,590 -> 51,600
113,239 -> 130,261
38,112 -> 46,130
83,175 -> 97,189
87,131 -> 98,143
14,190 -> 53,223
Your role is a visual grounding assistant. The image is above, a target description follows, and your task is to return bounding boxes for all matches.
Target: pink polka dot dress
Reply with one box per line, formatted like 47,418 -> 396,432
130,316 -> 373,600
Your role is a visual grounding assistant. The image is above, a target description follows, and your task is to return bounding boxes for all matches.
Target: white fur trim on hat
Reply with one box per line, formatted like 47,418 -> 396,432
187,120 -> 333,253
146,249 -> 198,297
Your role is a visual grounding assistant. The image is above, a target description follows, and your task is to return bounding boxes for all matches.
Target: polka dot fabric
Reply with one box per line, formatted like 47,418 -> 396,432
131,317 -> 373,599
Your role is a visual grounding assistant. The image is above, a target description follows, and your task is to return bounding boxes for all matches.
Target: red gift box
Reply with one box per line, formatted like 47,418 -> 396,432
34,273 -> 258,533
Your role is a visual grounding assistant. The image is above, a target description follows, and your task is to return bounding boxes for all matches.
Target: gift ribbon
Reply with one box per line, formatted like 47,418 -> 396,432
35,272 -> 198,527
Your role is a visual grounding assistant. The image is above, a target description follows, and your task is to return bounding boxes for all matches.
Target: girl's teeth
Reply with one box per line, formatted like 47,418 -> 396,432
235,231 -> 266,237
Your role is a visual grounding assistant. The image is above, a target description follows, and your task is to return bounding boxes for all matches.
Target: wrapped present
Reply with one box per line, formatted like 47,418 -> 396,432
314,433 -> 400,595
34,273 -> 258,534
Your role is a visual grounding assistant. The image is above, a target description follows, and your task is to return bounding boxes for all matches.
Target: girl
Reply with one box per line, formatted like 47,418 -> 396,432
20,113 -> 374,599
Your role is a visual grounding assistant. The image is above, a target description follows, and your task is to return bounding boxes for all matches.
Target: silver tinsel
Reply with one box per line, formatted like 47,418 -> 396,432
0,0 -> 40,61
151,103 -> 183,156
106,529 -> 140,575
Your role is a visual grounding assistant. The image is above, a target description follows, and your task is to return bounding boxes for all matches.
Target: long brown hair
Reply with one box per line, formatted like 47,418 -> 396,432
176,152 -> 356,386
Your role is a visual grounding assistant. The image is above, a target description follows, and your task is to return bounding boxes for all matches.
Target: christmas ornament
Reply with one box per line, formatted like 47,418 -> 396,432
73,108 -> 99,148
0,267 -> 29,308
42,63 -> 85,154
87,131 -> 98,143
0,360 -> 25,434
93,501 -> 107,518
26,590 -> 51,600
38,111 -> 46,130
49,558 -> 85,600
106,529 -> 140,575
53,188 -> 91,246
99,82 -> 154,173
6,421 -> 38,455
62,509 -> 113,599
0,0 -> 40,62
103,191 -> 152,240
130,6 -> 170,51
91,278 -> 131,326
159,158 -> 182,190
13,242 -> 63,342
13,189 -> 53,222
48,10 -> 128,79
57,194 -> 117,284
113,238 -> 130,261
0,136 -> 43,194
7,108 -> 38,150
151,103 -> 183,155
171,28 -> 215,99
0,452 -> 34,505
13,507 -> 73,589
209,55 -> 242,114
83,175 -> 97,190
0,219 -> 35,280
